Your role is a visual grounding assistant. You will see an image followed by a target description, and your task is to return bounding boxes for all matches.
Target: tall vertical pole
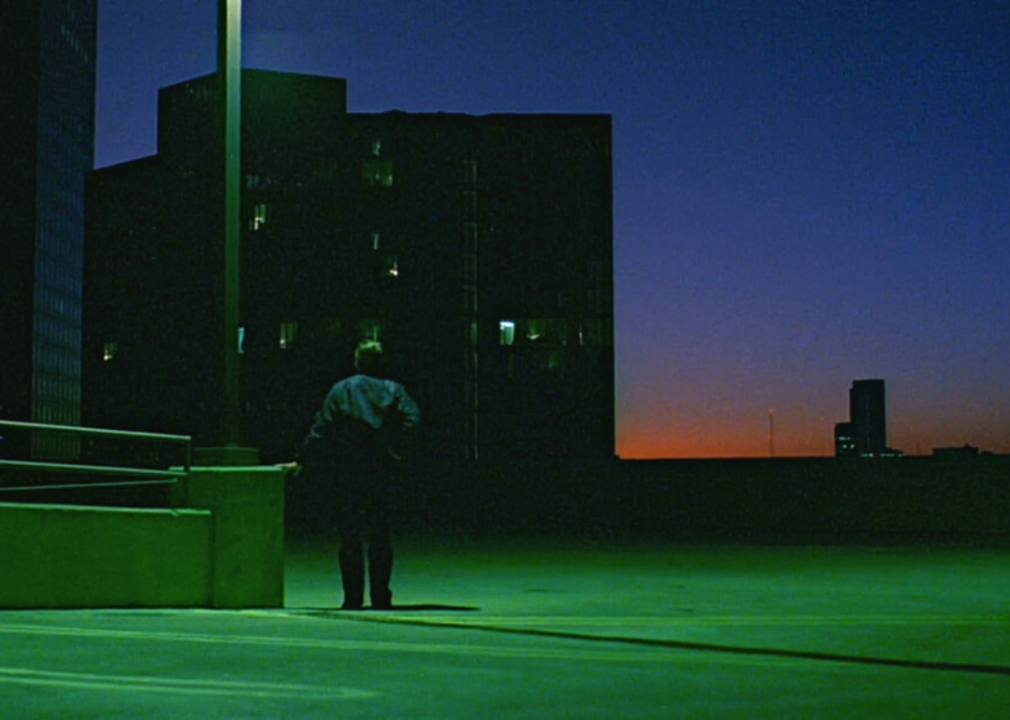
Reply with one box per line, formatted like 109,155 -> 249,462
768,407 -> 775,458
219,0 -> 241,447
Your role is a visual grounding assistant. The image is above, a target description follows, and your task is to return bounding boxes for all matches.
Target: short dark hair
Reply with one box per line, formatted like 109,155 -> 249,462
354,339 -> 385,375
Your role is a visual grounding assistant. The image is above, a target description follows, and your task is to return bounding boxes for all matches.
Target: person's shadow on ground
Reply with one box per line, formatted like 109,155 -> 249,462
295,604 -> 480,614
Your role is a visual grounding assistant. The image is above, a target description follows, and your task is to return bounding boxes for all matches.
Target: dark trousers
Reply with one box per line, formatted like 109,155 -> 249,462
335,464 -> 394,609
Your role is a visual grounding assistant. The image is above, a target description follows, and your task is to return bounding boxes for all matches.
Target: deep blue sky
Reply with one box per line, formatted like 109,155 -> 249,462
95,0 -> 1010,457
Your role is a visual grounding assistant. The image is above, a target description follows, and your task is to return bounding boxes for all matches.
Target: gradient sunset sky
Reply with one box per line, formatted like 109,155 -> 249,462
94,0 -> 1010,458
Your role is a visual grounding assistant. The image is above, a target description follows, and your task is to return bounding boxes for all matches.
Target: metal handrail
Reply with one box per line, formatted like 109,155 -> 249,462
0,420 -> 191,443
0,421 -> 192,492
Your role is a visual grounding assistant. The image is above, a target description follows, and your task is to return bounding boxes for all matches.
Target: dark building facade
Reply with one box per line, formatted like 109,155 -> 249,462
833,421 -> 857,457
849,379 -> 887,455
1,0 -> 97,456
83,70 -> 614,463
834,379 -> 900,457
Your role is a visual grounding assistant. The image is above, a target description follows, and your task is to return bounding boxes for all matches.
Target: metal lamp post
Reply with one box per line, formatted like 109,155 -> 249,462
221,0 -> 241,450
195,0 -> 257,465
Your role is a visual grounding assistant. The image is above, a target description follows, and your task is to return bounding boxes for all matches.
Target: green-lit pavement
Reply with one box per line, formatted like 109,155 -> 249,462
2,539 -> 1009,718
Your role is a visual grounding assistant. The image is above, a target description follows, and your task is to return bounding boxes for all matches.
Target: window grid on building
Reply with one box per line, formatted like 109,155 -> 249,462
462,160 -> 479,459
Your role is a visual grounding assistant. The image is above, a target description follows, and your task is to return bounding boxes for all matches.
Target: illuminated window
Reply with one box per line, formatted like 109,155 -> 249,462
371,232 -> 381,250
238,327 -> 246,355
279,322 -> 297,350
499,321 -> 515,346
362,159 -> 394,187
384,255 -> 399,277
102,342 -> 117,362
359,320 -> 382,341
499,319 -> 569,345
371,140 -> 382,157
250,203 -> 268,231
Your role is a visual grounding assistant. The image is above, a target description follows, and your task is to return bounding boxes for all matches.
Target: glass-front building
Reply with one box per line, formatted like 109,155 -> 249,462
0,0 -> 97,458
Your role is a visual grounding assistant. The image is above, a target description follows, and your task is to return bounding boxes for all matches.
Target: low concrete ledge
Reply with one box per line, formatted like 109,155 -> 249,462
0,502 -> 212,609
170,466 -> 285,609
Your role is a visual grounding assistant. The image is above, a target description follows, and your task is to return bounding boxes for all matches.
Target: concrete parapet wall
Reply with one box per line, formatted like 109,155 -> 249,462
170,466 -> 285,608
0,502 -> 212,609
1,465 -> 285,609
386,456 -> 1010,541
608,457 -> 1010,539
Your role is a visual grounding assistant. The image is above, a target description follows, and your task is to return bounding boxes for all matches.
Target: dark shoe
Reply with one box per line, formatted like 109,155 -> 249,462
341,601 -> 363,610
370,588 -> 392,610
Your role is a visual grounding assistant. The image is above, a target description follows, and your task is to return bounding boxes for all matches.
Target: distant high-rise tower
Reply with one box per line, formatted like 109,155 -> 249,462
0,1 -> 97,456
849,379 -> 886,456
834,379 -> 896,457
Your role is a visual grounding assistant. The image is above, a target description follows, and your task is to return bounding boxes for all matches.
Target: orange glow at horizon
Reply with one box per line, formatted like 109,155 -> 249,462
616,412 -> 1010,460
616,435 -> 832,460
615,423 -> 834,459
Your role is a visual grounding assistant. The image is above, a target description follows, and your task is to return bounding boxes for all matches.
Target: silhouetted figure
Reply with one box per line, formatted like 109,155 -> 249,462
282,340 -> 420,610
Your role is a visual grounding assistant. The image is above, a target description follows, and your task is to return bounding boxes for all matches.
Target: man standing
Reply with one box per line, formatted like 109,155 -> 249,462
282,340 -> 420,610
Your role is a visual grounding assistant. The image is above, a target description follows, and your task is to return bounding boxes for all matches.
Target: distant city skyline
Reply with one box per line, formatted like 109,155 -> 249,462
834,379 -> 904,458
93,0 -> 1010,457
